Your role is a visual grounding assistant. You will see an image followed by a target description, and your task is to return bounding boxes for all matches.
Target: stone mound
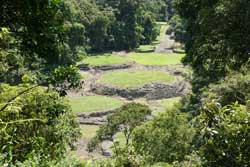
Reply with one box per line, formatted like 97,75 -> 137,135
91,80 -> 190,100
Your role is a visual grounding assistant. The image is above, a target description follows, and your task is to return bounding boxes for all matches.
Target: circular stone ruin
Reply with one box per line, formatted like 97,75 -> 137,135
91,70 -> 190,100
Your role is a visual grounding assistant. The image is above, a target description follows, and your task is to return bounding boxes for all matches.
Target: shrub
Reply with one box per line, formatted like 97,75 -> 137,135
132,108 -> 195,164
202,72 -> 250,106
198,101 -> 250,167
0,84 -> 81,165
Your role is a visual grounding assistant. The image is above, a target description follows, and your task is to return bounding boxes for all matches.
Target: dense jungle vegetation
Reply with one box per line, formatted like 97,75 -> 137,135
0,0 -> 250,166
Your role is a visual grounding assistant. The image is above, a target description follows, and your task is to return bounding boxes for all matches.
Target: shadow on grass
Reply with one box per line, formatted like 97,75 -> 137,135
135,49 -> 155,53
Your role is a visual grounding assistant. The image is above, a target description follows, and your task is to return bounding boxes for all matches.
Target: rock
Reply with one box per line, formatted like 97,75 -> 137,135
91,80 -> 190,100
93,63 -> 133,71
77,64 -> 91,71
101,141 -> 113,156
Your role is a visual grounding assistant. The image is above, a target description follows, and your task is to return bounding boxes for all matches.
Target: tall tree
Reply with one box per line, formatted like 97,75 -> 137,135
174,0 -> 250,92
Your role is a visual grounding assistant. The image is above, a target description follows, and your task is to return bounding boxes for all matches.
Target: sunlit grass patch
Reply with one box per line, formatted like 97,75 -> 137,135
98,70 -> 175,88
129,53 -> 184,66
82,53 -> 130,66
69,96 -> 123,113
159,97 -> 181,109
80,125 -> 100,138
136,45 -> 155,53
152,97 -> 182,116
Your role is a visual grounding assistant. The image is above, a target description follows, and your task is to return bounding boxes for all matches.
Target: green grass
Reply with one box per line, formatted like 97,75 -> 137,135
159,97 -> 181,109
114,132 -> 126,145
152,97 -> 181,116
136,45 -> 155,53
80,125 -> 99,138
69,96 -> 123,113
83,53 -> 130,66
80,72 -> 89,80
129,53 -> 184,66
98,70 -> 175,88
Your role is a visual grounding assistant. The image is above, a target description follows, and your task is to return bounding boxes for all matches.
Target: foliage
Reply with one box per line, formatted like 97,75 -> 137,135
88,103 -> 151,151
0,84 -> 81,165
0,0 -> 82,65
13,155 -> 86,167
98,70 -> 175,88
69,96 -> 123,113
95,0 -> 161,50
111,144 -> 147,167
141,0 -> 168,21
197,101 -> 250,167
168,14 -> 187,43
202,72 -> 250,106
48,65 -> 82,96
132,108 -> 195,164
128,53 -> 185,66
174,0 -> 250,92
139,12 -> 159,45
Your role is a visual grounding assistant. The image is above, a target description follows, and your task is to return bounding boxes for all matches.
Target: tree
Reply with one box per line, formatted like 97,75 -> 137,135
132,108 -> 195,164
88,103 -> 151,151
168,14 -> 187,43
139,12 -> 159,45
202,72 -> 250,106
197,101 -> 250,167
0,84 -> 81,165
174,0 -> 250,92
0,0 -> 85,85
141,0 -> 168,21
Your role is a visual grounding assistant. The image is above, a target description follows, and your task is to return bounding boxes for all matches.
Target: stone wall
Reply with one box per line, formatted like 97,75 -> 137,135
91,81 -> 190,100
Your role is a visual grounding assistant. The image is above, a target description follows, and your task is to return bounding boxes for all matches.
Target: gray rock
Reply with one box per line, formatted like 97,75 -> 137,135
91,80 -> 190,100
101,141 -> 113,156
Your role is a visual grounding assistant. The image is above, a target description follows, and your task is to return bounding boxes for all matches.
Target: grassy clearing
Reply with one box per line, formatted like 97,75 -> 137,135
69,96 -> 123,113
83,53 -> 130,66
152,97 -> 181,115
129,53 -> 184,66
136,45 -> 155,53
80,125 -> 99,138
98,70 -> 175,88
159,97 -> 181,109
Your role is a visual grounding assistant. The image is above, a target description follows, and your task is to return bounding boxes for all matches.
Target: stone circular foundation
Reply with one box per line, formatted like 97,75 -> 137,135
91,80 -> 190,100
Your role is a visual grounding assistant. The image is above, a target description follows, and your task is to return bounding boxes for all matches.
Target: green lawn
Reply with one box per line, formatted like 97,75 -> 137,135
80,125 -> 99,138
98,70 -> 175,88
136,45 -> 155,53
159,97 -> 181,109
69,96 -> 123,113
83,53 -> 130,66
152,97 -> 181,116
129,53 -> 184,66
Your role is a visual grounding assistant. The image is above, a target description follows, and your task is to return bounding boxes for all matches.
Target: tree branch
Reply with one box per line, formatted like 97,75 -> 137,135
0,85 -> 39,112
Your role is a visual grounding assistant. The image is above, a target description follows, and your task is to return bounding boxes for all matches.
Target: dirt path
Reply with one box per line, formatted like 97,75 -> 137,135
155,29 -> 175,53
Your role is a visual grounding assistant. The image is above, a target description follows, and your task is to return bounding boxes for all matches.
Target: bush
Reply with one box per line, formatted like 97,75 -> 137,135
88,103 -> 151,151
0,84 -> 81,165
202,72 -> 250,106
198,101 -> 250,167
132,108 -> 195,164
